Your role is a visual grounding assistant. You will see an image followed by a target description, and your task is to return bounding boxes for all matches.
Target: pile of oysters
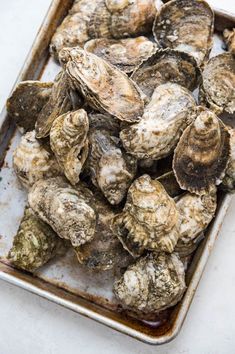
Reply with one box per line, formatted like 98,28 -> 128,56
6,0 -> 235,318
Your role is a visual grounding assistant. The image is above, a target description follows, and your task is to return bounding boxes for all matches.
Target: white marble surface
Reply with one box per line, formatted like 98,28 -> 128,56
0,1 -> 235,353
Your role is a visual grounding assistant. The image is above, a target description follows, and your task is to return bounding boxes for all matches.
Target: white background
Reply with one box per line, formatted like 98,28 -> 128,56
0,1 -> 235,353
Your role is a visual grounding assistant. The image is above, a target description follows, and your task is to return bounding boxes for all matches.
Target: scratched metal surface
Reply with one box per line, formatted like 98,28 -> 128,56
0,0 -> 234,344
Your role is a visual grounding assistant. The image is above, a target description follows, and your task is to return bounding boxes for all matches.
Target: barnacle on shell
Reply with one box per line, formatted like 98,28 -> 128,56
131,49 -> 200,99
50,109 -> 89,185
173,108 -> 231,194
112,174 -> 180,257
59,47 -> 144,123
13,130 -> 62,189
85,36 -> 157,73
120,83 -> 196,160
28,177 -> 97,248
153,0 -> 214,66
8,206 -> 65,272
113,252 -> 186,315
7,81 -> 53,133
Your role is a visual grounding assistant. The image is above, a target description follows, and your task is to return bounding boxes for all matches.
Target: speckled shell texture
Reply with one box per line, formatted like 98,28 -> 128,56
112,174 -> 180,257
13,130 -> 62,189
8,207 -> 65,272
114,252 -> 186,315
222,129 -> 235,192
223,28 -> 235,56
173,108 -> 230,195
199,53 -> 235,114
50,109 -> 89,185
85,36 -> 157,73
153,0 -> 214,66
7,81 -> 53,133
131,48 -> 200,98
59,47 -> 144,123
120,83 -> 196,160
28,177 -> 97,248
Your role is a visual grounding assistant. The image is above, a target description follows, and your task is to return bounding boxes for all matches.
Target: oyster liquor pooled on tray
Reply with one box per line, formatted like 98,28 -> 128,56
4,0 -> 235,323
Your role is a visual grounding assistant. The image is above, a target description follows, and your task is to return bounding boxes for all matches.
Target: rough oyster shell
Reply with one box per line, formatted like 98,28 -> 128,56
175,190 -> 217,256
50,109 -> 89,185
13,130 -> 61,189
28,177 -> 97,247
74,193 -> 132,271
114,252 -> 186,315
88,128 -> 137,204
131,49 -> 200,98
88,0 -> 157,39
88,112 -> 120,136
199,53 -> 235,114
112,175 -> 180,257
8,206 -> 65,272
173,108 -> 230,194
50,0 -> 98,58
223,28 -> 235,56
222,129 -> 235,192
35,71 -> 81,139
120,83 -> 196,160
153,0 -> 214,66
59,47 -> 144,123
85,37 -> 157,74
7,81 -> 53,133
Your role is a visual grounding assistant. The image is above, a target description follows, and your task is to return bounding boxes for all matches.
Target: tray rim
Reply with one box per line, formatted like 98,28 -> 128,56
0,0 -> 234,345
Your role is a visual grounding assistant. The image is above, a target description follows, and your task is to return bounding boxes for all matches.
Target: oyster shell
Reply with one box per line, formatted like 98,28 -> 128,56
131,49 -> 200,98
50,109 -> 89,185
199,53 -> 235,114
13,130 -> 61,189
223,28 -> 235,56
88,0 -> 157,39
74,193 -> 132,271
120,83 -> 196,160
222,129 -> 235,192
175,190 -> 217,256
153,0 -> 214,66
59,47 -> 144,123
114,252 -> 186,315
84,37 -> 157,73
28,177 -> 97,247
173,108 -> 230,194
88,128 -> 137,204
112,175 -> 180,257
88,112 -> 120,136
7,81 -> 53,133
50,0 -> 98,58
8,206 -> 65,272
35,71 -> 80,139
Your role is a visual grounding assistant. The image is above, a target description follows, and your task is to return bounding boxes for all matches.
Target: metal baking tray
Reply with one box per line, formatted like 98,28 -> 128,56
0,0 -> 234,345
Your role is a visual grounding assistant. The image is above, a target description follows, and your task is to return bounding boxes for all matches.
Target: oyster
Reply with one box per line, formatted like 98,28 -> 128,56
120,83 -> 196,160
199,53 -> 235,114
88,128 -> 137,204
13,130 -> 61,189
8,206 -> 65,272
88,112 -> 120,136
50,109 -> 89,185
222,129 -> 235,192
85,37 -> 157,73
50,0 -> 98,59
153,0 -> 214,66
112,175 -> 180,257
175,190 -> 217,256
131,49 -> 200,98
88,0 -> 157,39
7,81 -> 53,133
173,108 -> 230,194
35,71 -> 81,139
59,47 -> 144,123
74,193 -> 132,271
223,28 -> 235,56
114,252 -> 186,315
28,177 -> 97,247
